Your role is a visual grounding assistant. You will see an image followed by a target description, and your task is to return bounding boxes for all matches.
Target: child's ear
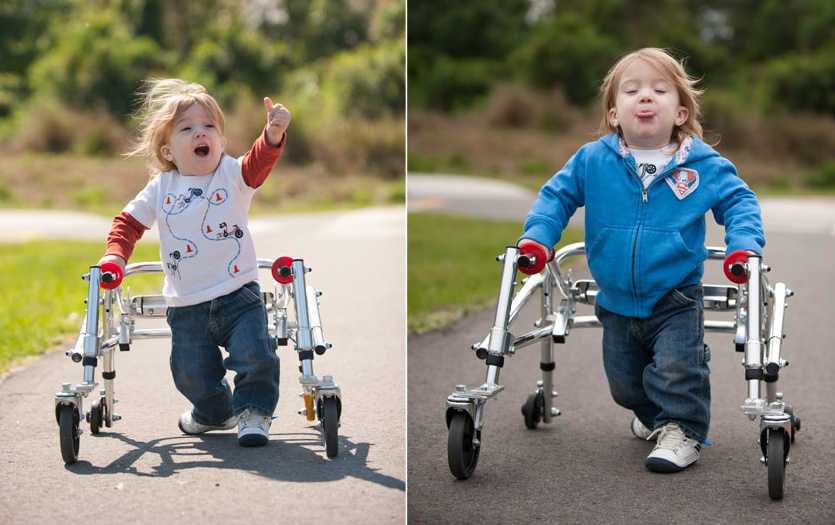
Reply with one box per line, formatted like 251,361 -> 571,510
160,145 -> 173,161
675,106 -> 689,127
608,108 -> 619,129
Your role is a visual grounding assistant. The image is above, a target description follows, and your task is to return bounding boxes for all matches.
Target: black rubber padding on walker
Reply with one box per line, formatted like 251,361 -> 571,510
764,373 -> 779,383
298,350 -> 314,361
745,368 -> 764,380
119,343 -> 131,351
486,354 -> 505,367
82,356 -> 97,367
102,371 -> 115,380
540,361 -> 556,372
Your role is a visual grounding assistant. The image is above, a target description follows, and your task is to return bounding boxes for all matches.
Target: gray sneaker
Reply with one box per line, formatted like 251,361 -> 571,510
237,409 -> 271,447
645,422 -> 700,472
631,417 -> 653,440
178,411 -> 236,435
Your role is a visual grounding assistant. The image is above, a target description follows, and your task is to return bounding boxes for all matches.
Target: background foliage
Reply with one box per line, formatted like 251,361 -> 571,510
0,0 -> 405,185
408,0 -> 835,191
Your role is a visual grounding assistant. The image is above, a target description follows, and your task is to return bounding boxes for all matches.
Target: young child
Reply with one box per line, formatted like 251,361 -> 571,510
519,48 -> 765,472
98,79 -> 291,447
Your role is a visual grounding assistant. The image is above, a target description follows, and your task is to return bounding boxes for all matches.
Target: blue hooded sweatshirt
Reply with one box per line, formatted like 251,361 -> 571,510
522,134 -> 765,318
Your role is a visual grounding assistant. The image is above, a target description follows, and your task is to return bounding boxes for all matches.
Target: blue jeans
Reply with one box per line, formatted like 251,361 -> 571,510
166,281 -> 280,426
595,284 -> 711,441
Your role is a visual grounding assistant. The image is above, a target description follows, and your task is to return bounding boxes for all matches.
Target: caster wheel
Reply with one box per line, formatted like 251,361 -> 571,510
320,396 -> 339,457
89,399 -> 106,435
58,405 -> 80,464
521,391 -> 544,429
448,411 -> 480,479
767,428 -> 788,500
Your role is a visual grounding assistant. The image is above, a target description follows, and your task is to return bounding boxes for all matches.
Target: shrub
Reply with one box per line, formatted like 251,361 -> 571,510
14,103 -> 128,155
484,84 -> 580,132
761,52 -> 835,115
805,160 -> 835,189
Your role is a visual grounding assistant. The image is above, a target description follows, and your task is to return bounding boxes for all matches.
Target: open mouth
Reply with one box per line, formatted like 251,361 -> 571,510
194,145 -> 210,157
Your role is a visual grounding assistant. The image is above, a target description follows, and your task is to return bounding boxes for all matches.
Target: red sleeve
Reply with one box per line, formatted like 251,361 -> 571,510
241,127 -> 286,188
105,212 -> 148,262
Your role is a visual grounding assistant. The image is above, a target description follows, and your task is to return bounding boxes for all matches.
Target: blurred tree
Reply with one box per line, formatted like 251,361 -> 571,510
407,0 -> 529,110
28,8 -> 171,118
511,11 -> 620,105
176,16 -> 293,108
0,0 -> 74,116
322,39 -> 405,119
408,0 -> 529,59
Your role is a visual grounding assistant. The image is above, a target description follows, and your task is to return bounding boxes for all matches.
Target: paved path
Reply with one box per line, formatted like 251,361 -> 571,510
408,173 -> 835,236
406,174 -> 835,523
0,206 -> 406,524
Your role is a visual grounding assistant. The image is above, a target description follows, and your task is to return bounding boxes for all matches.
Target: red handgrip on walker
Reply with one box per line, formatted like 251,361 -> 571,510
271,256 -> 295,284
723,250 -> 750,284
517,242 -> 554,276
99,262 -> 123,290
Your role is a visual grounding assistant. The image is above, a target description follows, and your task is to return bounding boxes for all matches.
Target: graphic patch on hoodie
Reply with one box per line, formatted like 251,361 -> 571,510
666,168 -> 699,200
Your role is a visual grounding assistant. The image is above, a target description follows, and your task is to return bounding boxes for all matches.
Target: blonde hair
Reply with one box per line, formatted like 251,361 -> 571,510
598,48 -> 703,145
127,79 -> 225,176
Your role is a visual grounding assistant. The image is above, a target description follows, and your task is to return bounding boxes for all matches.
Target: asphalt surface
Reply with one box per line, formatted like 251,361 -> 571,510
0,206 -> 406,524
407,174 -> 835,524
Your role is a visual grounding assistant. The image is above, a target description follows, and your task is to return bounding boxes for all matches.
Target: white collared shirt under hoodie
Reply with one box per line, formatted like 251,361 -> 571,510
124,155 -> 259,307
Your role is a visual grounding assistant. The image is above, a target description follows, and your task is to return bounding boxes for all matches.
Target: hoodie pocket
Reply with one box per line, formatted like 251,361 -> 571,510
586,226 -> 636,293
635,228 -> 700,295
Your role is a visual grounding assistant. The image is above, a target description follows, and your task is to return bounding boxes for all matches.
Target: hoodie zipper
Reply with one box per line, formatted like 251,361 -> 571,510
626,161 -> 676,296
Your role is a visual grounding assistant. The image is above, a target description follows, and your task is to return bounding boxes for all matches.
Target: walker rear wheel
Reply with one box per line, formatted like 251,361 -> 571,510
521,391 -> 544,429
89,399 -> 105,435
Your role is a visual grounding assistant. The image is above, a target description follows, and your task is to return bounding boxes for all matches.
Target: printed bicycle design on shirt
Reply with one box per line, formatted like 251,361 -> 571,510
162,187 -> 204,279
160,186 -> 247,280
215,222 -> 244,239
202,188 -> 246,278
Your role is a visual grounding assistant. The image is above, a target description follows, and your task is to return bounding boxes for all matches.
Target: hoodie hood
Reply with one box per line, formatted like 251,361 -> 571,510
600,134 -> 719,170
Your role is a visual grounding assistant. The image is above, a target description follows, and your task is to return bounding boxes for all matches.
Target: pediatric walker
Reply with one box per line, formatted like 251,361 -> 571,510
445,243 -> 799,500
55,257 -> 342,463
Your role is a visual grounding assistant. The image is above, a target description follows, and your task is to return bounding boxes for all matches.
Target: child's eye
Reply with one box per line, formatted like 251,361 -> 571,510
181,126 -> 191,132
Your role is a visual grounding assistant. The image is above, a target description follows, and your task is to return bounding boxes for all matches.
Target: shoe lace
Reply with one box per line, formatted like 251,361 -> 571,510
649,424 -> 691,451
238,409 -> 269,430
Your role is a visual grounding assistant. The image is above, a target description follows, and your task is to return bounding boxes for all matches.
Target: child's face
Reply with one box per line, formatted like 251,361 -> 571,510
608,59 -> 688,149
161,103 -> 226,176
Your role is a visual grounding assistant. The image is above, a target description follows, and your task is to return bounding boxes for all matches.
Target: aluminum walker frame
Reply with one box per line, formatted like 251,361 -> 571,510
55,257 -> 342,464
445,243 -> 799,500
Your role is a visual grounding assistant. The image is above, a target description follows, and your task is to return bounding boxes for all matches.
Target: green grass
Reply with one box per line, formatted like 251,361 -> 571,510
408,212 -> 582,333
0,241 -> 161,375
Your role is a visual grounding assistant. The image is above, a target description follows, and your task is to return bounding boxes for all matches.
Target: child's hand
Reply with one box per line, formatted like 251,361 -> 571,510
518,239 -> 550,255
517,239 -> 553,275
97,254 -> 126,276
263,97 -> 291,147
